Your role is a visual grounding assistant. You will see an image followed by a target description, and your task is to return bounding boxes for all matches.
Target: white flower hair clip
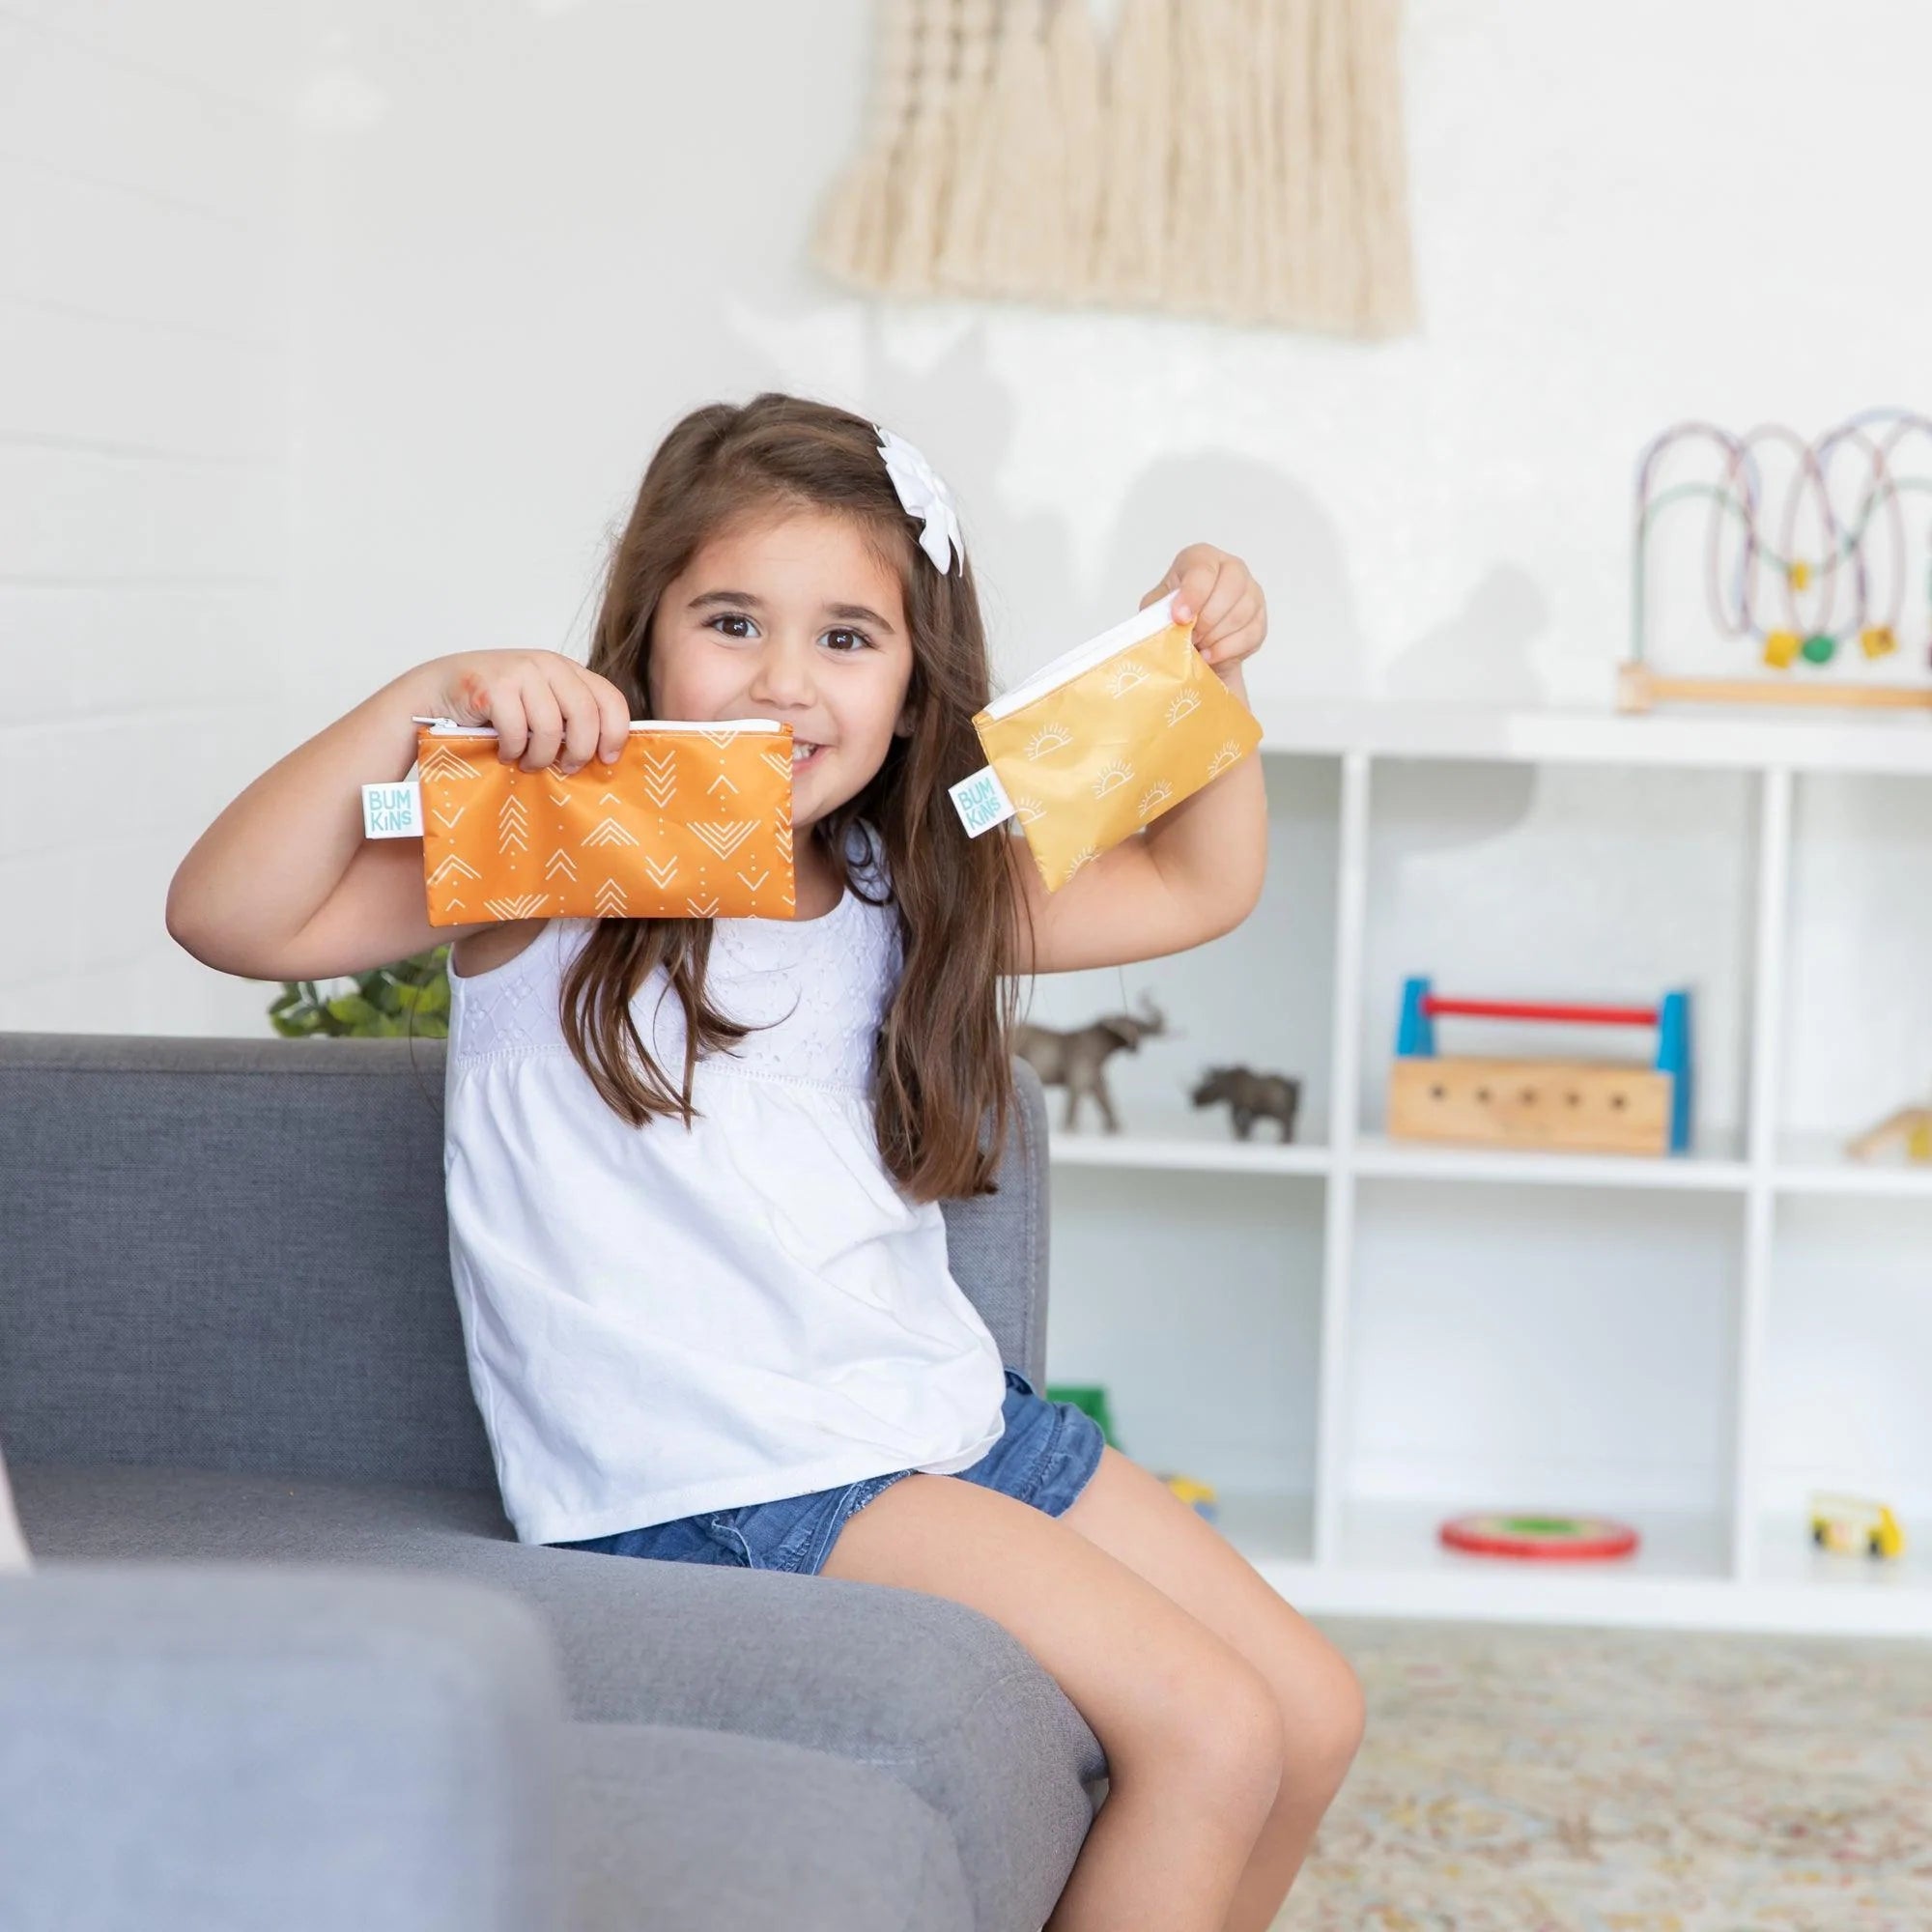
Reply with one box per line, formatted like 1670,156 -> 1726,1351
875,424 -> 963,576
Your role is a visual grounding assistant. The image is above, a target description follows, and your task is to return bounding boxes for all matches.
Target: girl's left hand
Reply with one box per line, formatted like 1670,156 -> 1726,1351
1140,544 -> 1266,675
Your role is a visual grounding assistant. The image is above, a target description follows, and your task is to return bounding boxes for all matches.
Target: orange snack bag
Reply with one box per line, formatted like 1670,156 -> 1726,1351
387,719 -> 795,924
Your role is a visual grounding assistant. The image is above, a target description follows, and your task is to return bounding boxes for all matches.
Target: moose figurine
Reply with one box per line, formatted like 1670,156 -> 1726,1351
1190,1065 -> 1301,1143
1013,993 -> 1168,1133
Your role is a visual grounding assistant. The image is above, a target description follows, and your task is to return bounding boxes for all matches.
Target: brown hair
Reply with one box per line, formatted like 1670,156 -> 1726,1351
555,392 -> 1031,1204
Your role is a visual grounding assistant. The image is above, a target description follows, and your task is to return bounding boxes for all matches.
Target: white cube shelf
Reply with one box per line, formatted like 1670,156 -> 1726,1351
1031,699 -> 1932,1634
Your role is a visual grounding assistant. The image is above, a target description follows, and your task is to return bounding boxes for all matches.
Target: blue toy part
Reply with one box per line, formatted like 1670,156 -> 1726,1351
1395,976 -> 1436,1058
1654,988 -> 1693,1154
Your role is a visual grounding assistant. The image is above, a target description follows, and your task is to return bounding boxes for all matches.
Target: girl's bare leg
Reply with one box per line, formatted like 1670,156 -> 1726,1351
821,1472 -> 1287,1932
1058,1449 -> 1366,1932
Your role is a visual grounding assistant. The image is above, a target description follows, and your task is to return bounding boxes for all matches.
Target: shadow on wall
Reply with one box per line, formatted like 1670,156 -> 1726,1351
1102,449 -> 1370,699
1384,563 -> 1550,707
724,297 -> 1542,842
1109,452 -> 1546,847
724,303 -> 1376,692
1377,562 -> 1548,843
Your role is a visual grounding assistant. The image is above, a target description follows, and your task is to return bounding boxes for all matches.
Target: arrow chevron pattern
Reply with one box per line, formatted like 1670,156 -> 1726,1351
419,744 -> 480,782
497,795 -> 529,854
689,820 -> 755,859
582,817 -> 640,846
416,723 -> 793,926
640,751 -> 677,810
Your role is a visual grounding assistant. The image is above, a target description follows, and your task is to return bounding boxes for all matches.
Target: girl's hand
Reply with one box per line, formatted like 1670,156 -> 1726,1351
1140,545 -> 1267,674
419,650 -> 633,775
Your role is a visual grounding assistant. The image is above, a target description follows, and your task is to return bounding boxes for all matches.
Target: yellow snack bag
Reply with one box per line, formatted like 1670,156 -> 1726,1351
954,593 -> 1263,890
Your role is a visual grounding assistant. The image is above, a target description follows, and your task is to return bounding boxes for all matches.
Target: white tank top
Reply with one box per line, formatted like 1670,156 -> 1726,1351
440,817 -> 1010,1545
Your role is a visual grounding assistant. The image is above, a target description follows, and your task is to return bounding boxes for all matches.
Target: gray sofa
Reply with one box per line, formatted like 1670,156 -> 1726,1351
0,1033 -> 1105,1931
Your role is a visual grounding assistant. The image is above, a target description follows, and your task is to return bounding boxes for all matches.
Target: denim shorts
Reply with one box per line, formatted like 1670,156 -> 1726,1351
547,1366 -> 1106,1578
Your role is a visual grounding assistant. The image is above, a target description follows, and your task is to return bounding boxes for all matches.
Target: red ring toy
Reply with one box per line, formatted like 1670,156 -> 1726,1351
1438,1513 -> 1640,1562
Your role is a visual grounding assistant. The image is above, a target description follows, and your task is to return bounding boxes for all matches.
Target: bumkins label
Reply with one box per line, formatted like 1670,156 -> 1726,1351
361,780 -> 424,838
949,764 -> 1016,837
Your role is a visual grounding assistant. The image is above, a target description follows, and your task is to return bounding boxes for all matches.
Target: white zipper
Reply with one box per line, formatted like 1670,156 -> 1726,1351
410,716 -> 787,736
980,590 -> 1181,723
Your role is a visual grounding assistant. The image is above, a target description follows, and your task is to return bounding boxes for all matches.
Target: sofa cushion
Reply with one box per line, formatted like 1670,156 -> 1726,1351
16,1461 -> 1101,1932
0,1037 -> 1052,1498
568,1723 -> 972,1932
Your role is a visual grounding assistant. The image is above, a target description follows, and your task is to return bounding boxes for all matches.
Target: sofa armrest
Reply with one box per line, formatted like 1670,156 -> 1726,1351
0,1563 -> 566,1932
945,1053 -> 1053,1388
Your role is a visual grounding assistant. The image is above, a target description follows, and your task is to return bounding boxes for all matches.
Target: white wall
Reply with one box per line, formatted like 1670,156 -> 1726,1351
11,0 -> 1925,1030
0,1 -> 299,1035
272,0 -> 1932,720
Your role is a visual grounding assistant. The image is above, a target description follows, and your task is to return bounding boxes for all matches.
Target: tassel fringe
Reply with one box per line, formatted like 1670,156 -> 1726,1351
813,0 -> 1418,336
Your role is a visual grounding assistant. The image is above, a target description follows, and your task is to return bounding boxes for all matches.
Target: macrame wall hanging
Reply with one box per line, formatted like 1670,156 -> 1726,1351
811,0 -> 1418,337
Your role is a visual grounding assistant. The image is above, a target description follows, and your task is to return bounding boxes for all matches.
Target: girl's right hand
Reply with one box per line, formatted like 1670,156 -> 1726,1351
419,650 -> 634,776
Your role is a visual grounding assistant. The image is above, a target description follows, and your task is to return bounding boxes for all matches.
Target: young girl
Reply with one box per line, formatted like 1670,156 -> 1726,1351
167,392 -> 1363,1932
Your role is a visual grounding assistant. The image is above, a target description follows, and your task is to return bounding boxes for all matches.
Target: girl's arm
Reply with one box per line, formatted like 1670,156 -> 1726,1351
166,651 -> 630,982
1001,549 -> 1269,977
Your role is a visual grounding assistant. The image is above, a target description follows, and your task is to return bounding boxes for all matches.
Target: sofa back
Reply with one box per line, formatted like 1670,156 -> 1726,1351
0,1034 -> 1049,1491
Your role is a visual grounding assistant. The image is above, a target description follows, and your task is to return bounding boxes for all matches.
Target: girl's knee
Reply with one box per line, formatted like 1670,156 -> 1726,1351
1151,1650 -> 1286,1823
1292,1649 -> 1366,1792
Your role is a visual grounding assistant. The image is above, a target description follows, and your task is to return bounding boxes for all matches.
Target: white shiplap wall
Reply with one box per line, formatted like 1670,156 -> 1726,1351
0,2 -> 299,1035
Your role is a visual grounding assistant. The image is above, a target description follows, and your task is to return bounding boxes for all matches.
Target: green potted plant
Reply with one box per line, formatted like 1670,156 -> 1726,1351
268,946 -> 451,1038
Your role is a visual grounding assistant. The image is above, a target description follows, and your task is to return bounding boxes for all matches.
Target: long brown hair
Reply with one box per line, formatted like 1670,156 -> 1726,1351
555,392 -> 1031,1204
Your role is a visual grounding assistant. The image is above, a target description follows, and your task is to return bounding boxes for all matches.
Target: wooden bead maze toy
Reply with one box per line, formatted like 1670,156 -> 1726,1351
1389,979 -> 1693,1157
1621,407 -> 1932,714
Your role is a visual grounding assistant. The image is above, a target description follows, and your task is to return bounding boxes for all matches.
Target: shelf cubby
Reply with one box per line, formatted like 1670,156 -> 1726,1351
1746,1193 -> 1932,1597
1344,1179 -> 1739,1536
1044,1165 -> 1321,1563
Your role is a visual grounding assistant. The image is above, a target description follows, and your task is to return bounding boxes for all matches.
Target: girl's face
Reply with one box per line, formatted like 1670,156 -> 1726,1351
648,507 -> 916,832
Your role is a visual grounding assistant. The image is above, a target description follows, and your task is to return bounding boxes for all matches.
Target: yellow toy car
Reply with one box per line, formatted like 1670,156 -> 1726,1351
1160,1472 -> 1219,1521
1809,1492 -> 1905,1560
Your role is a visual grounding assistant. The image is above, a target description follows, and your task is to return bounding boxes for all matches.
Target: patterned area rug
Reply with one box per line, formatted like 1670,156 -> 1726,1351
1281,1618 -> 1932,1931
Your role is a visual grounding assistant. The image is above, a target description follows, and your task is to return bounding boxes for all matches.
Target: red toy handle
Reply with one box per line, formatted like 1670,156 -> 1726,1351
1422,997 -> 1661,1029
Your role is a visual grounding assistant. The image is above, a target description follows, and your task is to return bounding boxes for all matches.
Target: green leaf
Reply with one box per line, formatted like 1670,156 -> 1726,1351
266,950 -> 455,1039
